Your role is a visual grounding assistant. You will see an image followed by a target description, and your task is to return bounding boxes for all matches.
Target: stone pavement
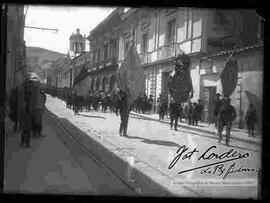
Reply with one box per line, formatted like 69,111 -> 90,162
130,112 -> 262,145
45,95 -> 261,199
3,115 -> 96,195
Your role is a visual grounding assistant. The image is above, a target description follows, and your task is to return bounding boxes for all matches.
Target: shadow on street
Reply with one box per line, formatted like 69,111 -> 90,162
77,113 -> 106,120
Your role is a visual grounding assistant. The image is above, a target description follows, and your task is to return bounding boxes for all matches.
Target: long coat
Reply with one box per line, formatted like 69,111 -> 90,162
18,84 -> 31,131
8,88 -> 18,122
245,109 -> 257,130
169,102 -> 182,118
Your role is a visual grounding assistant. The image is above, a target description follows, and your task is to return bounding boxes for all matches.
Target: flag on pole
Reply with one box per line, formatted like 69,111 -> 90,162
168,53 -> 193,103
220,54 -> 239,97
117,42 -> 146,106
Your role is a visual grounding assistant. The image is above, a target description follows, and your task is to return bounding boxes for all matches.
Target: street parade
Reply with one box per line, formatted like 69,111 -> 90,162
2,5 -> 263,198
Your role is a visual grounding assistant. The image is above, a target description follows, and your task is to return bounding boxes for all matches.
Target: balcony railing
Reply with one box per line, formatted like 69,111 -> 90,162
138,52 -> 151,64
88,56 -> 117,72
157,42 -> 178,60
137,42 -> 178,65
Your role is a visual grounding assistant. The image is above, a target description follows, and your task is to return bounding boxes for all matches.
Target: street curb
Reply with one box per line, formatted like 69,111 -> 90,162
130,113 -> 261,146
46,109 -> 201,197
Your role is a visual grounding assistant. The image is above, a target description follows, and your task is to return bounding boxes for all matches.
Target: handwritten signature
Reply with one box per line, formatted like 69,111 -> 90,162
168,145 -> 257,179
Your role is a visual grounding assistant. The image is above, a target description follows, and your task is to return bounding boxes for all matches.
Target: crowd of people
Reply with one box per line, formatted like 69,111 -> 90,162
44,86 -> 131,137
8,77 -> 47,148
213,93 -> 257,145
156,94 -> 204,127
156,92 -> 258,146
12,84 -> 258,146
44,86 -> 155,116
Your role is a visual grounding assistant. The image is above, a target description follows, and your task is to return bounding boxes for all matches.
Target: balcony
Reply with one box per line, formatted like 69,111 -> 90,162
88,56 -> 117,72
138,52 -> 151,64
157,42 -> 178,61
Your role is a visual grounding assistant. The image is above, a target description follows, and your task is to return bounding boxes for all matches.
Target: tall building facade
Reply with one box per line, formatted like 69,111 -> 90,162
118,8 -> 207,107
6,4 -> 27,96
82,8 -> 123,94
69,8 -> 263,130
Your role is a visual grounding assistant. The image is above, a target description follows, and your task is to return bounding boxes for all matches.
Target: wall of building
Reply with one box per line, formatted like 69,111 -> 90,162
6,4 -> 26,97
74,76 -> 89,97
200,48 -> 263,130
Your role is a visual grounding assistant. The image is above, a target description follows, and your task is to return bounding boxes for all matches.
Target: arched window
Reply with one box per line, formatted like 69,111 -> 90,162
109,75 -> 116,91
91,79 -> 95,91
102,77 -> 107,92
96,78 -> 100,91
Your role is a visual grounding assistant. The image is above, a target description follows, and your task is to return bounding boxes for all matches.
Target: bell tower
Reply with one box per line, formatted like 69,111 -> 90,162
69,28 -> 86,58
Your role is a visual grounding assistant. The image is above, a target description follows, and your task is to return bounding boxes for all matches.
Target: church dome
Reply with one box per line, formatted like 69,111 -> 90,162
70,28 -> 85,41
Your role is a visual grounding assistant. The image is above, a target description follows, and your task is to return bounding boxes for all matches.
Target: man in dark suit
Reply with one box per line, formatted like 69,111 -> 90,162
169,98 -> 182,131
217,97 -> 237,145
118,90 -> 130,137
214,93 -> 223,130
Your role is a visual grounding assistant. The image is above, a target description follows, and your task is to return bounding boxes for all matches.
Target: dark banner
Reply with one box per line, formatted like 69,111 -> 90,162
117,43 -> 145,106
168,53 -> 193,103
220,54 -> 239,97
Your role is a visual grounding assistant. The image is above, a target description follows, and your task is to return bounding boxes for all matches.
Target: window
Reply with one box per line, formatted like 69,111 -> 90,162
242,11 -> 261,46
167,19 -> 176,44
104,45 -> 108,59
187,9 -> 192,40
97,49 -> 101,62
178,8 -> 202,54
111,40 -> 116,57
92,52 -> 96,63
142,33 -> 148,53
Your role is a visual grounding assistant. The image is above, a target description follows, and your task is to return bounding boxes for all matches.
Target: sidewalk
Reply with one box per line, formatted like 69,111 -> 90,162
3,115 -> 96,194
130,112 -> 262,145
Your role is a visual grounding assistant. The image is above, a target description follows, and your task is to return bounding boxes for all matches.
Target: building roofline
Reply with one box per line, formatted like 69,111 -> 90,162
207,43 -> 263,59
87,8 -> 124,40
121,8 -> 138,20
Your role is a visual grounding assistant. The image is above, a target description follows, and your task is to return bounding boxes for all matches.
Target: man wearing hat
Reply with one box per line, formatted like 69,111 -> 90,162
217,96 -> 237,145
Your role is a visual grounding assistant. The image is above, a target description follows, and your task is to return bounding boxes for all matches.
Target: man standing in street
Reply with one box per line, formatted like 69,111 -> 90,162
217,97 -> 237,145
19,79 -> 32,148
72,90 -> 79,115
245,103 -> 257,137
118,90 -> 130,137
169,98 -> 182,131
27,76 -> 45,138
213,93 -> 223,130
187,101 -> 193,125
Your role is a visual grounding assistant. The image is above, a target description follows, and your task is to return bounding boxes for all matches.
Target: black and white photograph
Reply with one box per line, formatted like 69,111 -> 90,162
1,4 -> 264,199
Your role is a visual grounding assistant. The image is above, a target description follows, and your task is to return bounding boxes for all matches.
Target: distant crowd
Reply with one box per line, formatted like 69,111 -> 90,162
44,86 -> 155,116
43,86 -> 258,146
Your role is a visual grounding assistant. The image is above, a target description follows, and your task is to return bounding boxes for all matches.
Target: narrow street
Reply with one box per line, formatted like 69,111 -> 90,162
4,106 -> 136,196
43,94 -> 261,198
2,5 -> 264,200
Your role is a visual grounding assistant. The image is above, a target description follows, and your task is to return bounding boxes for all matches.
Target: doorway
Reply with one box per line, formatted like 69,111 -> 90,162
203,86 -> 216,123
161,71 -> 170,104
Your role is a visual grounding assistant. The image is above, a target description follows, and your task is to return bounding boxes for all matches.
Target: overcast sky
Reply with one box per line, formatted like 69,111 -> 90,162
24,5 -> 117,54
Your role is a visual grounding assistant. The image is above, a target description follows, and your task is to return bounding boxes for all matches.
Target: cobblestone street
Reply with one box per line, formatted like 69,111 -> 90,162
44,95 -> 261,198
